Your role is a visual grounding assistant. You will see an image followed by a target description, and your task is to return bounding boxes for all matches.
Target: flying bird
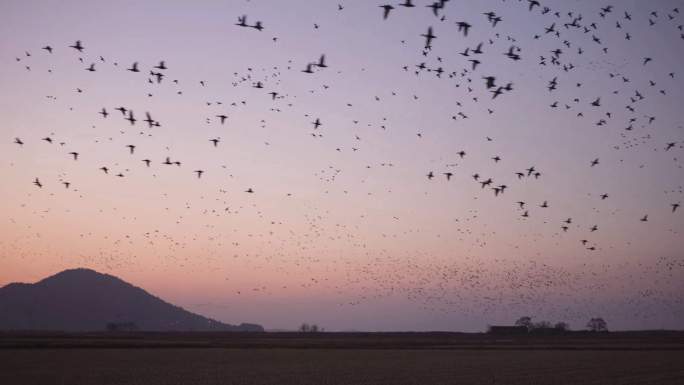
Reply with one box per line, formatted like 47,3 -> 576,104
422,27 -> 436,48
69,40 -> 84,52
380,5 -> 394,20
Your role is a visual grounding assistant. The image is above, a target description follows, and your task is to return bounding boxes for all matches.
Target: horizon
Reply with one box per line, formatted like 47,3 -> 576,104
1,0 -> 684,333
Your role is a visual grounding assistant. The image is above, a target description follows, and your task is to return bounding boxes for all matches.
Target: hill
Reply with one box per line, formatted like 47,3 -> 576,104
0,268 -> 263,332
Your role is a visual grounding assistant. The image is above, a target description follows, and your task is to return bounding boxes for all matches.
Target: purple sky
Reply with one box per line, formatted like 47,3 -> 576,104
1,0 -> 683,331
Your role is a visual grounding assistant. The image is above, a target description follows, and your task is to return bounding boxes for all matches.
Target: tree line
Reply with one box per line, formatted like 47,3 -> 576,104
514,316 -> 608,332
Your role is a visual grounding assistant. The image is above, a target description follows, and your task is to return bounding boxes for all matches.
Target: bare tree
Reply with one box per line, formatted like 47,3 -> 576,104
533,320 -> 552,330
515,316 -> 533,330
554,322 -> 570,332
586,317 -> 608,332
299,323 -> 322,332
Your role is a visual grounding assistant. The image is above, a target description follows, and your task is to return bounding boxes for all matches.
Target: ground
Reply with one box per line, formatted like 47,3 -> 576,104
1,332 -> 683,385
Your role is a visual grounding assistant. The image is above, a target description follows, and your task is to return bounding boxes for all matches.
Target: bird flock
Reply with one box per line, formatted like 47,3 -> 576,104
2,0 -> 684,329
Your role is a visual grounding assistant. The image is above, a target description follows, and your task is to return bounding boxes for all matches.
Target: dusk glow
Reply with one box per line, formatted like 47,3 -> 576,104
1,0 -> 683,332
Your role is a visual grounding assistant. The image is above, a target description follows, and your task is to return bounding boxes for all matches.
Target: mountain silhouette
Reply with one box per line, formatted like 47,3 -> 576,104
0,268 -> 263,332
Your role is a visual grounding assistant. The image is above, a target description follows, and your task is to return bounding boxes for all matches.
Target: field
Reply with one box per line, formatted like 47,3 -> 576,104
2,332 -> 684,385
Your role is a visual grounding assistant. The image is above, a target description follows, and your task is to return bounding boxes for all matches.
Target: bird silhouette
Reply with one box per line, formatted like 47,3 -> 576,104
69,40 -> 84,52
422,27 -> 436,48
380,5 -> 394,20
125,111 -> 136,125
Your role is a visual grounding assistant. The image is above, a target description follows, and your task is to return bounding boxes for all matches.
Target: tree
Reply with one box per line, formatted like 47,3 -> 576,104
298,323 -> 322,332
553,322 -> 570,332
533,320 -> 552,330
586,317 -> 608,332
515,316 -> 533,330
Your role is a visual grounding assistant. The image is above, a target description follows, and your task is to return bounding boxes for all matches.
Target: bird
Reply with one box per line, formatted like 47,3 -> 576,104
443,172 -> 453,181
528,0 -> 540,12
483,76 -> 496,89
99,108 -> 109,118
380,5 -> 394,20
69,40 -> 84,52
125,111 -> 136,125
245,188 -> 254,193
210,138 -> 220,147
236,15 -> 248,27
316,55 -> 327,68
14,137 -> 23,146
672,203 -> 681,213
216,115 -> 228,124
33,178 -> 42,188
144,112 -> 155,128
42,45 -> 53,53
422,27 -> 436,49
302,63 -> 315,73
142,159 -> 151,167
590,158 -> 600,167
456,22 -> 472,36
126,145 -> 136,154
100,167 -> 109,174
640,215 -> 648,222
127,62 -> 140,72
427,171 -> 434,180
194,170 -> 204,178
68,152 -> 79,160
251,21 -> 264,31
312,118 -> 322,129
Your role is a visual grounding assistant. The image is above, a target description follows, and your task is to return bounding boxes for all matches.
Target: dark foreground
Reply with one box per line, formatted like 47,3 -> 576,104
2,332 -> 684,385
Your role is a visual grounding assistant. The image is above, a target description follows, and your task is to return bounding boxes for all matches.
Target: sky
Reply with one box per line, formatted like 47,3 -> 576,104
1,0 -> 683,332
